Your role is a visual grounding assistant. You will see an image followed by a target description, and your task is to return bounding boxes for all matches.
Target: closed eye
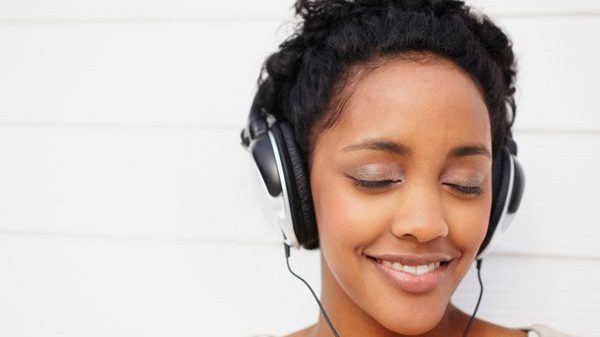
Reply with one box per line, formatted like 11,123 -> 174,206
351,178 -> 401,189
350,178 -> 483,195
445,183 -> 483,195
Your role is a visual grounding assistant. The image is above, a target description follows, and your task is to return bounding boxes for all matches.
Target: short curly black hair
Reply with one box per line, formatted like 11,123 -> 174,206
254,0 -> 517,159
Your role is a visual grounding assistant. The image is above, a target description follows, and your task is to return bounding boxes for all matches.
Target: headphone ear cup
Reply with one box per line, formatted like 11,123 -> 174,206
271,121 -> 319,249
478,147 -> 511,256
478,144 -> 526,257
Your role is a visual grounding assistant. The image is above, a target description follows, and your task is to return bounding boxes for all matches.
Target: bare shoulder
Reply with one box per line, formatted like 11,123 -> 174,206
470,317 -> 529,337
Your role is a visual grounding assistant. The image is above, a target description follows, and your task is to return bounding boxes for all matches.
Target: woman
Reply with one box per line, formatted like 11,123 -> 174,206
241,0 -> 572,336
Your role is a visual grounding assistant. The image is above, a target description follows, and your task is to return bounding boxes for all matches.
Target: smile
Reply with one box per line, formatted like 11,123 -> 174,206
367,255 -> 453,293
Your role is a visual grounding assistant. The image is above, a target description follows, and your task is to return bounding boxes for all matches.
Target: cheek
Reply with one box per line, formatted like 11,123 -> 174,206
315,180 -> 380,247
444,189 -> 492,257
313,179 -> 391,250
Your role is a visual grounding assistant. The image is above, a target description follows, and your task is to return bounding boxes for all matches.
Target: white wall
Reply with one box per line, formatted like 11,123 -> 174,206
0,1 -> 598,336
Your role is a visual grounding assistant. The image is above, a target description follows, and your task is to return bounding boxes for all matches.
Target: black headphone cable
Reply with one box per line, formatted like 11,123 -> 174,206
462,259 -> 484,337
284,243 -> 341,337
284,244 -> 485,337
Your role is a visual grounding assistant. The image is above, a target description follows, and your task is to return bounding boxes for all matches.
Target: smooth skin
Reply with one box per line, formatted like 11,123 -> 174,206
287,54 -> 527,337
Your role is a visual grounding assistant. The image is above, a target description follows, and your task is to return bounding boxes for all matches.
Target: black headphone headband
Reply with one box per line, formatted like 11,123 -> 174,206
240,95 -> 267,148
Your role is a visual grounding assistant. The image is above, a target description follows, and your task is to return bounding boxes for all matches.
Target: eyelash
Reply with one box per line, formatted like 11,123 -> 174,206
446,184 -> 483,196
351,179 -> 483,195
351,179 -> 401,189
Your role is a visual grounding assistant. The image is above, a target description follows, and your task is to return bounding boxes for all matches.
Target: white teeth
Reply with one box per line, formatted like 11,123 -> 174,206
380,260 -> 443,275
415,264 -> 428,275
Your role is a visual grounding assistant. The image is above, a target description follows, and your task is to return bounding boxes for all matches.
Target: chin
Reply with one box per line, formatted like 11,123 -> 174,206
375,303 -> 448,336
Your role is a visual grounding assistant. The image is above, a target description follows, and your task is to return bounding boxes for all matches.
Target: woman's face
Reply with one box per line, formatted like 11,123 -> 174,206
309,56 -> 493,334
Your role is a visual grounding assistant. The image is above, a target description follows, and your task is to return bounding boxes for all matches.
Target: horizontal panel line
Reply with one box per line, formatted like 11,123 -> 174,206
1,228 -> 598,261
1,121 -> 600,135
487,250 -> 600,263
0,228 -> 280,247
0,13 -> 597,25
0,120 -> 244,130
0,16 -> 288,25
486,12 -> 600,18
512,128 -> 600,135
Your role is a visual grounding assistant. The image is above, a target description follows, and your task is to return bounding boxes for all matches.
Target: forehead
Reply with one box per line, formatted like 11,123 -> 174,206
320,56 -> 491,152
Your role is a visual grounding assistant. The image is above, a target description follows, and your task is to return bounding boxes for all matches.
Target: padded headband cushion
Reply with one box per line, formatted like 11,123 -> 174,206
272,121 -> 319,249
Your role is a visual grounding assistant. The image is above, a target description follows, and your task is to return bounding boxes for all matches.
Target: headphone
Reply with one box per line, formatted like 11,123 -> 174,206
241,93 -> 525,259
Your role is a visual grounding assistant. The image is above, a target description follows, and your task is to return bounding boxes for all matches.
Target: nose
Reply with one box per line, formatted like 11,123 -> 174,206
389,182 -> 449,243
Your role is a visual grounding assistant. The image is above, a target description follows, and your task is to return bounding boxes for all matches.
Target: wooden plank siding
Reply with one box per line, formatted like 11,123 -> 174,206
0,1 -> 597,336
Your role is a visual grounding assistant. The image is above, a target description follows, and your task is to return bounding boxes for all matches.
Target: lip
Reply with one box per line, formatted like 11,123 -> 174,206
366,254 -> 453,293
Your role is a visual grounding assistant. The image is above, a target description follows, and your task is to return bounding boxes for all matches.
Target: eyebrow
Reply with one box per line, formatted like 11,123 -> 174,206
343,139 -> 412,156
342,138 -> 491,159
448,144 -> 492,159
